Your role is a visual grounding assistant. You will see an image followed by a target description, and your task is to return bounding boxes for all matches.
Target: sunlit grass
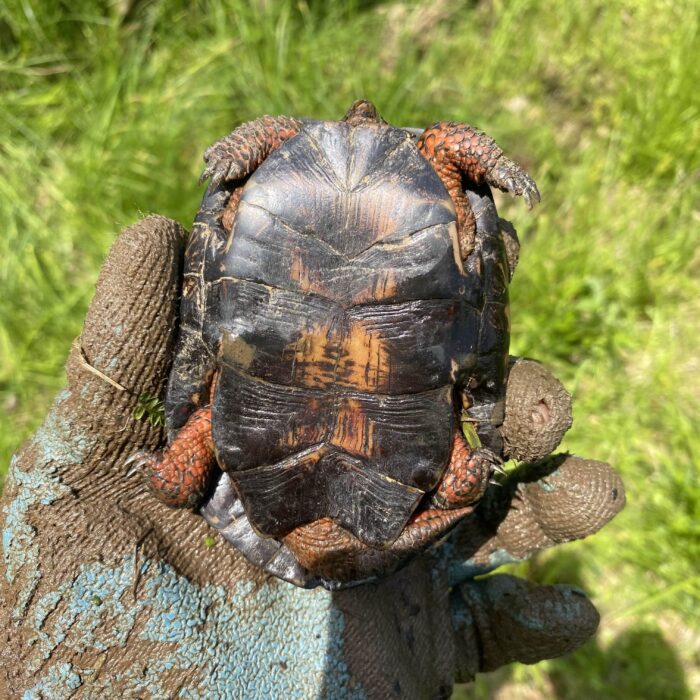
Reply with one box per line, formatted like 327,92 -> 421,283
1,0 -> 698,696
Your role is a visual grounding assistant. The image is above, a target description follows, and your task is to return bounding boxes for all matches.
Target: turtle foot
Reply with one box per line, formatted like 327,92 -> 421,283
126,407 -> 215,508
200,142 -> 248,187
199,115 -> 303,187
431,433 -> 500,509
488,155 -> 541,209
417,121 -> 540,210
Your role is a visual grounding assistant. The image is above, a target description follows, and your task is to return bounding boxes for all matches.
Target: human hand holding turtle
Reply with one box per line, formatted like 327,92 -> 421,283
0,104 -> 625,698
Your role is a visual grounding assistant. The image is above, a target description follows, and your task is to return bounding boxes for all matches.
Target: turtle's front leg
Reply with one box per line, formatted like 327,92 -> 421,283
430,429 -> 501,509
200,115 -> 303,187
127,407 -> 216,508
417,122 -> 539,258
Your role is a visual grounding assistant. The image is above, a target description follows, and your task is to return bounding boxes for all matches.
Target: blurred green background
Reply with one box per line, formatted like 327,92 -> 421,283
1,0 -> 698,697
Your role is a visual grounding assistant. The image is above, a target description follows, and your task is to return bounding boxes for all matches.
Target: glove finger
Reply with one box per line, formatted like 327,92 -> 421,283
500,357 -> 573,462
79,216 -> 184,388
11,216 -> 185,488
446,454 -> 625,581
452,573 -> 599,681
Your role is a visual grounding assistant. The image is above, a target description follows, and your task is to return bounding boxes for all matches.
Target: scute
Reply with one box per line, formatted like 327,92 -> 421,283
224,446 -> 425,547
213,202 -> 473,306
240,122 -> 456,258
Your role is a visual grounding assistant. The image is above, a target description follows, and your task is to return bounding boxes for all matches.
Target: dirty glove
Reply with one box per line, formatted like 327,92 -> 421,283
0,217 -> 624,699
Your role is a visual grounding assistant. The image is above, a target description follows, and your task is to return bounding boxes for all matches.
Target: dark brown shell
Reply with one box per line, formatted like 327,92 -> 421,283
166,121 -> 508,550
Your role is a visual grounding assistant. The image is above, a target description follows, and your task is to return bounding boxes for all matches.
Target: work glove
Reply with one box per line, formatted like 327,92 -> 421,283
0,215 -> 624,699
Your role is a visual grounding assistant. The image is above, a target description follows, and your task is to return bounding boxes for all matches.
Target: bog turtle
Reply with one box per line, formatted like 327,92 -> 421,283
129,100 -> 539,587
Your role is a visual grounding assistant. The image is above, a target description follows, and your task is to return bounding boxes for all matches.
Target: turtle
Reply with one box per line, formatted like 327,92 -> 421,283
128,100 -> 539,588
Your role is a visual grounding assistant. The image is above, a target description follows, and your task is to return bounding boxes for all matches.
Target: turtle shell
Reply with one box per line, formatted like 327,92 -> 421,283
167,120 -> 509,550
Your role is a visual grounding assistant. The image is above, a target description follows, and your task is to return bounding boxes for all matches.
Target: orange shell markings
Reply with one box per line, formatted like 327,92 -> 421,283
285,321 -> 392,392
335,319 -> 391,391
330,398 -> 376,457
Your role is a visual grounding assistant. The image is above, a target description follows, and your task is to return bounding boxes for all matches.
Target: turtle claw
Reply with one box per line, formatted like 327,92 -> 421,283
477,447 -> 510,484
125,450 -> 156,478
477,446 -> 504,467
489,156 -> 540,209
478,447 -> 506,472
522,178 -> 541,209
198,168 -> 212,186
199,160 -> 235,188
200,145 -> 246,187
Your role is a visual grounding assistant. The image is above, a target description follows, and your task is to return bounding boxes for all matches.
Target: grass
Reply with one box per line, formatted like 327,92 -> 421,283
1,0 -> 698,696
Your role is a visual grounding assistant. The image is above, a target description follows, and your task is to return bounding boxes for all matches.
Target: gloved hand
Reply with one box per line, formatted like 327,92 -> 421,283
0,216 -> 624,699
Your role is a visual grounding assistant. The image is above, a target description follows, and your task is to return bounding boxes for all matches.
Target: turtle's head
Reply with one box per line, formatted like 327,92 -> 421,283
343,99 -> 386,126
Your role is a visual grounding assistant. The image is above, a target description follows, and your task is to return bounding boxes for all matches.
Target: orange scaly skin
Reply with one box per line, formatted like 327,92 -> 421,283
143,407 -> 215,508
417,121 -> 539,259
431,429 -> 492,509
418,122 -> 503,259
200,115 -> 303,188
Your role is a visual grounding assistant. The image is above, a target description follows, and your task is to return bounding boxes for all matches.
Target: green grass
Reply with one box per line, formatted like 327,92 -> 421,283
1,0 -> 698,696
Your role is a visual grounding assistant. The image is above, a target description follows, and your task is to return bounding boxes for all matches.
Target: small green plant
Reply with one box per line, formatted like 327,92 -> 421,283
132,393 -> 165,428
203,535 -> 217,549
459,410 -> 482,449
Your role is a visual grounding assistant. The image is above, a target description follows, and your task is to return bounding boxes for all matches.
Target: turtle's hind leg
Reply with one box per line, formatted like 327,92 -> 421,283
127,407 -> 215,508
200,115 -> 303,187
416,122 -> 540,258
430,429 -> 502,509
